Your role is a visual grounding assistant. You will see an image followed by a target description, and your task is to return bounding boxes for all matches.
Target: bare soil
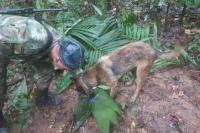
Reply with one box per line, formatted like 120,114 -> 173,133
18,66 -> 200,133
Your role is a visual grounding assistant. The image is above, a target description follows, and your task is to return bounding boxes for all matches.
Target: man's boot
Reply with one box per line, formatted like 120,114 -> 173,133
0,111 -> 8,133
36,90 -> 61,106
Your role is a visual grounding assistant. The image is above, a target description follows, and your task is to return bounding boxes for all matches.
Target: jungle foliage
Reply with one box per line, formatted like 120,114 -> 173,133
0,0 -> 199,133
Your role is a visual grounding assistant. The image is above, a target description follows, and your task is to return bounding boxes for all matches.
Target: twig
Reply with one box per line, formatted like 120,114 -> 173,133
68,121 -> 74,133
7,78 -> 23,87
164,2 -> 170,32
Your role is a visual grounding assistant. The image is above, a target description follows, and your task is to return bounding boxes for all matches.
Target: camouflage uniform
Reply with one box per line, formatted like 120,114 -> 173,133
0,15 -> 62,112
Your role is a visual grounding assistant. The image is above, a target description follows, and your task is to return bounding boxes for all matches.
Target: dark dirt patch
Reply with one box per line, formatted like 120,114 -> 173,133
22,86 -> 79,133
11,66 -> 200,133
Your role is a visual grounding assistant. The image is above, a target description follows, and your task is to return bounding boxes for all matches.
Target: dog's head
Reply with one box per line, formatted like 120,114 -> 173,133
70,68 -> 85,90
71,68 -> 93,95
72,67 -> 98,95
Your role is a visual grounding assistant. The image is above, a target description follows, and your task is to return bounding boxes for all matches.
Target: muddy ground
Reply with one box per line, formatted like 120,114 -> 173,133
16,66 -> 199,133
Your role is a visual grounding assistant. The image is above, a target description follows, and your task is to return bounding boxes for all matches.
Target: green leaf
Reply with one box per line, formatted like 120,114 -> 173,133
48,0 -> 59,4
133,24 -> 137,40
119,21 -> 151,42
74,95 -> 92,125
74,88 -> 121,133
136,26 -> 141,40
92,4 -> 103,16
98,40 -> 129,51
97,85 -> 110,90
65,16 -> 129,66
92,90 -> 121,133
56,71 -> 72,94
151,59 -> 181,72
153,23 -> 159,49
181,50 -> 197,65
36,0 -> 44,9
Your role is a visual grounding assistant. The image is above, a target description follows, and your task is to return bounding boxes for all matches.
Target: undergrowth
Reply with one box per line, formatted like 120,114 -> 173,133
2,0 -> 200,133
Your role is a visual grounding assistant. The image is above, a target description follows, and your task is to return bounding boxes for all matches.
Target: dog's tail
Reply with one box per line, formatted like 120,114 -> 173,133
157,44 -> 185,60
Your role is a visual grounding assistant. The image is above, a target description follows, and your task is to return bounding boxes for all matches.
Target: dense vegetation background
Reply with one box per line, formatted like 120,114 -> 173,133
0,0 -> 199,133
1,0 -> 199,68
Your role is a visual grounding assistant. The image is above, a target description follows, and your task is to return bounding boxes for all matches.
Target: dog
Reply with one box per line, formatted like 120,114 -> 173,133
75,41 -> 184,102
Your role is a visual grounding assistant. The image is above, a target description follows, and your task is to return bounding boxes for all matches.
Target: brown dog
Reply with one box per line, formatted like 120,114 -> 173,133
75,41 -> 184,102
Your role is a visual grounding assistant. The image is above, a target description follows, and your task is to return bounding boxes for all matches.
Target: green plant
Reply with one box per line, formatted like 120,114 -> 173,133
118,9 -> 138,25
152,42 -> 200,72
118,19 -> 161,50
55,16 -> 129,93
175,0 -> 200,7
92,89 -> 121,133
74,87 -> 121,133
118,20 -> 160,79
180,41 -> 200,66
5,79 -> 30,127
151,59 -> 181,72
65,16 -> 129,66
119,23 -> 150,42
74,95 -> 92,130
56,71 -> 72,94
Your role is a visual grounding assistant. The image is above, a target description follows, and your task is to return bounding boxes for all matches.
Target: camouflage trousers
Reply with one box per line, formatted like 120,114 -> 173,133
0,59 -> 54,111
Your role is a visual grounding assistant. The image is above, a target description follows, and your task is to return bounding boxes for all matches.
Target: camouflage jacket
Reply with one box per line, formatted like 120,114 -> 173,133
0,15 -> 61,60
0,15 -> 62,100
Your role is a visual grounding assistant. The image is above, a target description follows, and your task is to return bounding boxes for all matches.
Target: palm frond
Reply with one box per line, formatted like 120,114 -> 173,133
118,21 -> 151,43
56,16 -> 129,93
65,16 -> 129,66
151,59 -> 181,72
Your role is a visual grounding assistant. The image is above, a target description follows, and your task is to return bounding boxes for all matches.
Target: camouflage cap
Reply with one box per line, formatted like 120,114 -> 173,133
58,38 -> 84,69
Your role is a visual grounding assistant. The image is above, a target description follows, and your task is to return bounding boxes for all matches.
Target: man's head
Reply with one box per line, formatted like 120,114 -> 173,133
51,38 -> 84,70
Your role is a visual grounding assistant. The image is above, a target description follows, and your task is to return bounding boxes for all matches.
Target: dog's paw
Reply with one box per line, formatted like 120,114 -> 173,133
115,96 -> 128,110
131,96 -> 137,103
115,91 -> 129,109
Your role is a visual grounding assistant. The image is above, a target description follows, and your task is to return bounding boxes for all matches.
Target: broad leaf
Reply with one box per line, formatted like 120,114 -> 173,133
74,95 -> 92,129
92,89 -> 121,133
92,4 -> 103,16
